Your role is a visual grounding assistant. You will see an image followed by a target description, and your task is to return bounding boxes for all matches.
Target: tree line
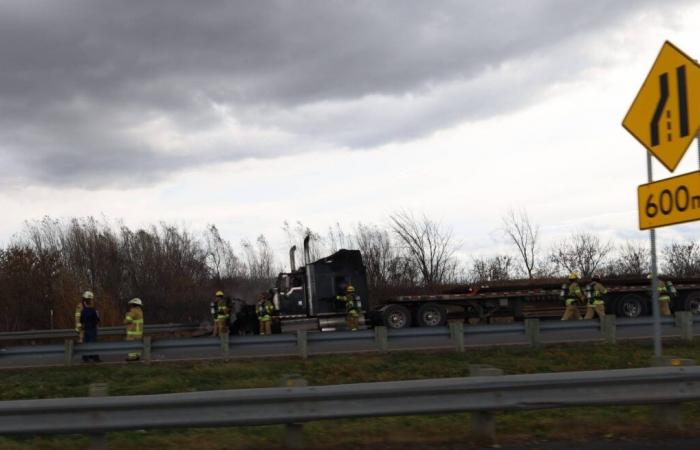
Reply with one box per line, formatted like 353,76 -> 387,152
1,211 -> 699,331
0,217 -> 277,331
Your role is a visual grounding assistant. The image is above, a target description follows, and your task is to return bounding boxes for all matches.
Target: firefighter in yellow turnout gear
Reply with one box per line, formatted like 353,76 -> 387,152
584,273 -> 607,320
124,298 -> 144,361
337,285 -> 360,331
649,274 -> 673,316
256,293 -> 274,335
212,291 -> 230,337
561,273 -> 586,320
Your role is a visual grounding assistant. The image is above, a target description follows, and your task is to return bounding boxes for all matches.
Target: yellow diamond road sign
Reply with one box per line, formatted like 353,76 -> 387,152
623,41 -> 700,172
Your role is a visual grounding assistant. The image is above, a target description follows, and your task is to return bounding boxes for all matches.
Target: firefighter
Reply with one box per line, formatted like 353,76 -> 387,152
75,291 -> 93,343
212,291 -> 230,337
560,273 -> 585,320
124,298 -> 144,361
337,285 -> 360,331
256,293 -> 274,335
648,274 -> 673,316
584,272 -> 607,320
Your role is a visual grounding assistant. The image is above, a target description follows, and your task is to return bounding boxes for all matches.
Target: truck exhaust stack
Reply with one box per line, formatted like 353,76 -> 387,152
303,234 -> 311,265
289,245 -> 297,271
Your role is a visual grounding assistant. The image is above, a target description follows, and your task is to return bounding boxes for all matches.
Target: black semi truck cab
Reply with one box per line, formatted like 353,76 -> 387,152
273,248 -> 369,332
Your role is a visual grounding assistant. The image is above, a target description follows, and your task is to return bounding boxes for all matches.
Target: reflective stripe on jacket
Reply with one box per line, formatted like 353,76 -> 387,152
257,301 -> 273,321
215,302 -> 230,321
565,282 -> 583,305
338,294 -> 360,314
124,307 -> 144,339
590,281 -> 607,304
657,282 -> 671,301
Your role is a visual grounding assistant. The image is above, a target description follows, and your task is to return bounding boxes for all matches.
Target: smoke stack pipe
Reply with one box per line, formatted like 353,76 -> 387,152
303,234 -> 311,265
289,245 -> 297,271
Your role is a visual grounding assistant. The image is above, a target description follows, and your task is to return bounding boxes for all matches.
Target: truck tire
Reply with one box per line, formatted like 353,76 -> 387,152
416,303 -> 447,327
615,294 -> 646,318
382,304 -> 412,329
684,291 -> 700,314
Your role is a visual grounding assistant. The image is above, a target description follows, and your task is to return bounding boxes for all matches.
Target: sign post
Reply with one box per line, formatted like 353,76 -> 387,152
623,41 -> 700,358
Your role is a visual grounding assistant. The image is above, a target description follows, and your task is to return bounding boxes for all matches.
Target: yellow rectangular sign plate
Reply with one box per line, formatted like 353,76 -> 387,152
638,170 -> 700,229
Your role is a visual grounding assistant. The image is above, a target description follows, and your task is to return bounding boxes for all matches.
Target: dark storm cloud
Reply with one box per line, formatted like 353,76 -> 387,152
0,0 -> 690,187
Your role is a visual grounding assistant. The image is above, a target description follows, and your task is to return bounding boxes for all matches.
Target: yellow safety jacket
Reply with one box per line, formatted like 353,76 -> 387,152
337,294 -> 360,316
257,301 -> 273,322
565,282 -> 584,306
657,282 -> 671,302
215,301 -> 230,322
124,307 -> 144,341
589,281 -> 607,306
74,302 -> 83,332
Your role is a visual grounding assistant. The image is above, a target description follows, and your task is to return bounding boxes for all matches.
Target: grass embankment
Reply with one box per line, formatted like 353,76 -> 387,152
1,341 -> 699,449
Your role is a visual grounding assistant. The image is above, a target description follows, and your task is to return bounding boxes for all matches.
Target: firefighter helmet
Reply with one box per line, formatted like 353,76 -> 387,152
568,272 -> 579,281
82,291 -> 94,300
215,290 -> 224,297
346,285 -> 356,293
128,298 -> 143,307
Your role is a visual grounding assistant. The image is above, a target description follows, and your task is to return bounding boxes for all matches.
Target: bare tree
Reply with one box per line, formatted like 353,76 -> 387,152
662,241 -> 700,277
470,255 -> 513,283
241,235 -> 278,281
605,242 -> 649,277
389,211 -> 459,287
502,209 -> 540,279
203,225 -> 242,281
549,232 -> 613,278
282,221 -> 323,268
353,223 -> 397,289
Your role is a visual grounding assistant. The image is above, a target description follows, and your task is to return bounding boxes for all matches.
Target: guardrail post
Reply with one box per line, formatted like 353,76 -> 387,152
374,326 -> 388,353
524,318 -> 540,348
448,320 -> 464,353
650,357 -> 695,429
64,339 -> 74,366
297,330 -> 308,359
281,375 -> 307,449
220,331 -> 229,359
675,311 -> 693,342
89,383 -> 109,450
601,315 -> 616,344
468,365 -> 503,446
143,336 -> 152,364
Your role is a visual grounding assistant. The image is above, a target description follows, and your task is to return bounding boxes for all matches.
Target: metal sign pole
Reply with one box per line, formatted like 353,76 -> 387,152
647,153 -> 662,358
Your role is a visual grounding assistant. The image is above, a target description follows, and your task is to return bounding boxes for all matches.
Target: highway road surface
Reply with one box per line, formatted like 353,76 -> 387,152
1,316 -> 696,369
431,438 -> 700,450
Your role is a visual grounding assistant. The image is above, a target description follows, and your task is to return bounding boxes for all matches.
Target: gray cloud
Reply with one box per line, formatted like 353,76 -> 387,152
0,0 -> 692,187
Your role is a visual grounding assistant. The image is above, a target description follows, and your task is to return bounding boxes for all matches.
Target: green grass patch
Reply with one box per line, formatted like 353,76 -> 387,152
1,340 -> 699,449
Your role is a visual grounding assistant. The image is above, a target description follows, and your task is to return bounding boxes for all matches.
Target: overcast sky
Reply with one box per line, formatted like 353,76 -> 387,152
1,0 -> 700,267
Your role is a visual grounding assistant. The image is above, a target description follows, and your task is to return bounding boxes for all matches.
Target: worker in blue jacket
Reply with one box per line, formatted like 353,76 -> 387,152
80,296 -> 101,362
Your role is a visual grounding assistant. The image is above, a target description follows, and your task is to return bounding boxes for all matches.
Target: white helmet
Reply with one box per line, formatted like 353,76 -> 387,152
128,298 -> 143,307
82,291 -> 94,300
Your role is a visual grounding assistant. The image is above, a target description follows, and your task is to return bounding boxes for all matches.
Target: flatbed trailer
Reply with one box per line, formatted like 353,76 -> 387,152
272,245 -> 700,331
373,278 -> 700,329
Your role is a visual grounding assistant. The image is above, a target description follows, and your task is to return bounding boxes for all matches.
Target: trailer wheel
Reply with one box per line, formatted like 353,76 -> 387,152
616,294 -> 646,318
416,304 -> 447,327
382,304 -> 412,329
684,292 -> 700,314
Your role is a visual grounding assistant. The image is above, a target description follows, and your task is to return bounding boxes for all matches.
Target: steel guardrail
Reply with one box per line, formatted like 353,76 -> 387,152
0,365 -> 698,435
0,315 -> 698,367
0,323 -> 200,342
